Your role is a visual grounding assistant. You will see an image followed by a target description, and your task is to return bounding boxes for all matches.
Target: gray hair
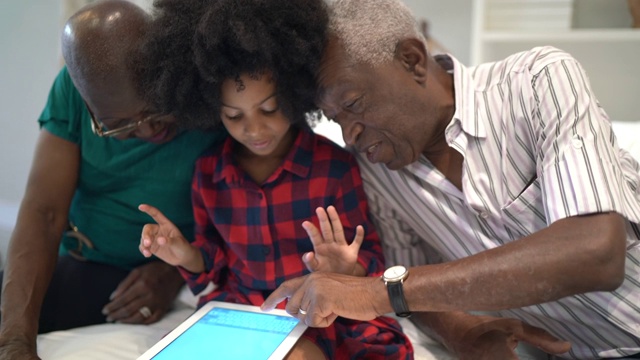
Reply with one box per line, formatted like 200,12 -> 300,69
327,0 -> 425,66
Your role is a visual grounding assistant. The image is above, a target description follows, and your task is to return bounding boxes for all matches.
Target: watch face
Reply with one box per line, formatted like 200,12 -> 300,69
384,265 -> 408,282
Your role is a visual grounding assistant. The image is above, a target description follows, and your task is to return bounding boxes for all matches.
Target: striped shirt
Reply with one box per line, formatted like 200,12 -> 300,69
356,46 -> 640,359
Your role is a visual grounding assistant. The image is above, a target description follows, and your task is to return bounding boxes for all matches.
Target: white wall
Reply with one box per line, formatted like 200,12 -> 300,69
403,0 -> 473,65
573,0 -> 633,28
1,1 -> 60,204
0,1 -> 62,266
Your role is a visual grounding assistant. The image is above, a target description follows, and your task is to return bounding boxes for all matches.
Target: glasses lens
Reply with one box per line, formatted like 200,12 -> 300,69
101,121 -> 142,137
86,106 -> 168,138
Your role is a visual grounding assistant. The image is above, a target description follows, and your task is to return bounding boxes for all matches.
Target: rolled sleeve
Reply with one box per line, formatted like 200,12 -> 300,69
533,56 -> 640,223
542,137 -> 628,223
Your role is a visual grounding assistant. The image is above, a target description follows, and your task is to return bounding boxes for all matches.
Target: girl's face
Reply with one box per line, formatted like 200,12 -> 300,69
220,73 -> 293,158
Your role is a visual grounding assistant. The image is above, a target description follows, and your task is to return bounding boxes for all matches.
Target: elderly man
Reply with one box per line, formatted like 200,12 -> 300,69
0,1 -> 223,358
264,0 -> 640,359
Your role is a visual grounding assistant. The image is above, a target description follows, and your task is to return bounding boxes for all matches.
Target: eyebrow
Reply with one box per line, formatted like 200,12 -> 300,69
221,93 -> 278,109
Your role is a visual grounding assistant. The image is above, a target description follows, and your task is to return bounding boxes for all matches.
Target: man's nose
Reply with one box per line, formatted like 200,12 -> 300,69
341,121 -> 363,147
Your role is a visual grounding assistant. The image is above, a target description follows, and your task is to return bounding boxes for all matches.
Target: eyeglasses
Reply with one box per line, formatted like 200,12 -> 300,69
86,103 -> 164,137
65,221 -> 94,262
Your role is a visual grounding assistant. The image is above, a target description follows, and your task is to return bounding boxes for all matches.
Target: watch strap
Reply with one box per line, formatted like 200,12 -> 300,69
387,281 -> 411,318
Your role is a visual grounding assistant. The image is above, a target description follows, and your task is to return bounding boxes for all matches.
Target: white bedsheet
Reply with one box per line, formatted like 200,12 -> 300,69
36,290 -> 547,359
36,303 -> 552,359
36,120 -> 640,360
37,308 -> 457,360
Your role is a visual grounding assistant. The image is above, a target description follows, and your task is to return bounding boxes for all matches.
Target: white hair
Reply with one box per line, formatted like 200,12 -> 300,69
327,0 -> 425,66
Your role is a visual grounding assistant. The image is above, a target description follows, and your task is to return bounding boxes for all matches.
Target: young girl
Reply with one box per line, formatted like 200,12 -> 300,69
138,0 -> 413,358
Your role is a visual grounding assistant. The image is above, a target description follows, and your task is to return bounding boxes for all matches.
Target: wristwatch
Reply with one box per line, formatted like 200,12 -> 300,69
382,265 -> 411,318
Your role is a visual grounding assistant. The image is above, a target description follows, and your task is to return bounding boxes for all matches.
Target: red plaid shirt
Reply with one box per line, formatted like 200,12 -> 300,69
183,127 -> 383,300
181,128 -> 412,359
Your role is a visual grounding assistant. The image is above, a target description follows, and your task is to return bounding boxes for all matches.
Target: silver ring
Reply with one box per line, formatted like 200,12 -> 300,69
139,306 -> 152,319
298,308 -> 307,315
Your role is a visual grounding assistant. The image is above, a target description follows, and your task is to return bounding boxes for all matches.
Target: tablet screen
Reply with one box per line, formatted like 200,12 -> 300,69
138,301 -> 307,360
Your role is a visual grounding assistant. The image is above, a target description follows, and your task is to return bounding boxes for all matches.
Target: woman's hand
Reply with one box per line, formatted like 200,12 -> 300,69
101,261 -> 184,324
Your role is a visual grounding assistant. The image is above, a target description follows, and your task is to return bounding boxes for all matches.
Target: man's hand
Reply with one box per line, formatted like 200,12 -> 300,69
261,272 -> 386,327
101,261 -> 183,324
301,206 -> 364,276
413,312 -> 571,360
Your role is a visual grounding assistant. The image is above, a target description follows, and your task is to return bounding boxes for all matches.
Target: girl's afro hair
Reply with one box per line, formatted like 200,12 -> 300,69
137,0 -> 329,130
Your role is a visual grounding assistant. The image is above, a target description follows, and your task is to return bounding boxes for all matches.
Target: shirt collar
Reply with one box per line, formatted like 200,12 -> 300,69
212,127 -> 314,185
436,54 -> 486,140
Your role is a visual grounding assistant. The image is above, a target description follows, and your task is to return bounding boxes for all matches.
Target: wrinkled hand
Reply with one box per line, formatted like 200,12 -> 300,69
261,272 -> 383,327
448,314 -> 571,360
301,206 -> 364,275
0,338 -> 40,360
138,204 -> 191,266
101,261 -> 184,324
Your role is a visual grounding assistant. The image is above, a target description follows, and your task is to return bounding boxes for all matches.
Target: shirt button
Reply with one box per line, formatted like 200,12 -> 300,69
479,212 -> 489,219
571,136 -> 583,149
262,246 -> 270,255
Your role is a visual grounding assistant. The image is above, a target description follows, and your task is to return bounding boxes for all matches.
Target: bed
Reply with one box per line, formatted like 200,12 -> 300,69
36,120 -> 640,359
33,286 -> 558,359
36,287 -> 462,360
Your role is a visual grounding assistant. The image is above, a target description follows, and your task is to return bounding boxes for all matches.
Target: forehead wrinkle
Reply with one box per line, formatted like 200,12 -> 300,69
318,64 -> 363,103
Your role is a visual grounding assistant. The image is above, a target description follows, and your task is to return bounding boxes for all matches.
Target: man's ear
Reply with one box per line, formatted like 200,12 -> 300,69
394,38 -> 428,84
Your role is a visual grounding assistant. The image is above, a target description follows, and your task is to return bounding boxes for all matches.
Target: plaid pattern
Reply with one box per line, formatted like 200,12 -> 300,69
181,128 -> 413,359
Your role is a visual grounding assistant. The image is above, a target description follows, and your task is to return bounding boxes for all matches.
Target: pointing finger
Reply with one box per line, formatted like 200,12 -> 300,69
139,204 -> 173,226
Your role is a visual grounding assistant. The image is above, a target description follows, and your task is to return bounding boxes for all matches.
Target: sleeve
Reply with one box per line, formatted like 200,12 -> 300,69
38,67 -> 83,143
331,154 -> 387,277
178,163 -> 229,295
530,51 -> 640,224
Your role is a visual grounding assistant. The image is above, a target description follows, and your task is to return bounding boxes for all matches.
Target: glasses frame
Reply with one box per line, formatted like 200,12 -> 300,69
86,103 -> 157,138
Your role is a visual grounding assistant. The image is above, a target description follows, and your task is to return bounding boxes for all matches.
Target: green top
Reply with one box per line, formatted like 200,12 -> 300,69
39,67 -> 225,269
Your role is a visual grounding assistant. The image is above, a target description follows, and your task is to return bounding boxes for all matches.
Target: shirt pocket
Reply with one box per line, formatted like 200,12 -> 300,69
501,179 -> 547,237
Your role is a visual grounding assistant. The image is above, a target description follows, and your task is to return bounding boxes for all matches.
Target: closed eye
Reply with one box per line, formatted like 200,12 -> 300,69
224,113 -> 242,121
262,107 -> 279,115
344,97 -> 362,111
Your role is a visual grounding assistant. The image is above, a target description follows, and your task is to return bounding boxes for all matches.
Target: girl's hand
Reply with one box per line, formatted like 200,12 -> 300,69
301,206 -> 364,276
138,204 -> 194,267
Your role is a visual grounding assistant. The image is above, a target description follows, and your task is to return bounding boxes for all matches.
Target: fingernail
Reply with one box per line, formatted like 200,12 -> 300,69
102,307 -> 108,315
106,316 -> 113,322
109,291 -> 116,300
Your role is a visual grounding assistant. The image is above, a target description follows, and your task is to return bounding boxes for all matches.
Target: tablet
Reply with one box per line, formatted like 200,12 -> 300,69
137,301 -> 308,360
